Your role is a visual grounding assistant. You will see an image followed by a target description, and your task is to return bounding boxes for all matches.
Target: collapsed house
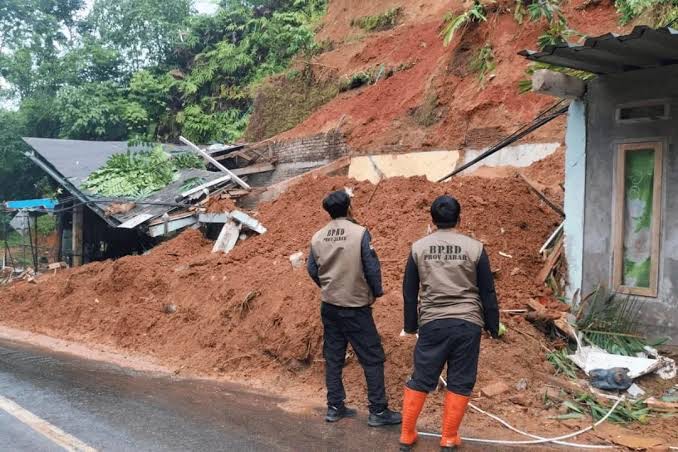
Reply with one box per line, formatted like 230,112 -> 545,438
522,26 -> 678,342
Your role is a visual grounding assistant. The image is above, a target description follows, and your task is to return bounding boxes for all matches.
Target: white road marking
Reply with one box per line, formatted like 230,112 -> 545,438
0,394 -> 97,452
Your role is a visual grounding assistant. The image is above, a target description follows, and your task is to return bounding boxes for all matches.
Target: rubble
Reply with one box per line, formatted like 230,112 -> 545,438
481,381 -> 511,398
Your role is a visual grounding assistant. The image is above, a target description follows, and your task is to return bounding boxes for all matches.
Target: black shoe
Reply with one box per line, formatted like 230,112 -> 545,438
399,445 -> 414,452
440,447 -> 457,452
325,405 -> 357,422
368,408 -> 402,427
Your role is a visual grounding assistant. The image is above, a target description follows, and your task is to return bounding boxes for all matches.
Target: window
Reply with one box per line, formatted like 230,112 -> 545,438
616,101 -> 670,123
613,141 -> 663,297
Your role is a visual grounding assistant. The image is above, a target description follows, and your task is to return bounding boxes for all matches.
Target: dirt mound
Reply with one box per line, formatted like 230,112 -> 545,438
267,0 -> 626,152
0,172 -> 559,396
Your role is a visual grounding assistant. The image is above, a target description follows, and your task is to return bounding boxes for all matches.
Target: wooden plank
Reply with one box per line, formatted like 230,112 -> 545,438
179,175 -> 231,198
179,136 -> 251,190
72,204 -> 83,267
212,220 -> 240,254
230,162 -> 276,177
117,213 -> 154,229
535,236 -> 564,284
147,215 -> 198,237
518,173 -> 565,217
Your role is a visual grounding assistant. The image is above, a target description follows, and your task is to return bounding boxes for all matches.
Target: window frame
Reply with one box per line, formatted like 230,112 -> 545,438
615,99 -> 671,124
612,140 -> 664,298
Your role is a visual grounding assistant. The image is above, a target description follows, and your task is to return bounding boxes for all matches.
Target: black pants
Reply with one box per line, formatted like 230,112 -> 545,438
321,302 -> 387,414
406,318 -> 481,396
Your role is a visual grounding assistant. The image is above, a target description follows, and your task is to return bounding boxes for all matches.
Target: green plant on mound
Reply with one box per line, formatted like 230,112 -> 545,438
338,63 -> 414,92
575,286 -> 668,356
82,145 -> 205,198
615,0 -> 678,26
469,43 -> 496,85
441,1 -> 487,46
351,7 -> 402,32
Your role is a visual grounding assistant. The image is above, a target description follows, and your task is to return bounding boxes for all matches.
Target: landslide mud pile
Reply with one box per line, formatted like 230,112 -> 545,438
0,172 -> 560,395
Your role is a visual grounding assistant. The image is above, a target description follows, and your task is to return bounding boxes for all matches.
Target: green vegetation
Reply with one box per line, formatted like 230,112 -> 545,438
351,7 -> 402,31
441,1 -> 487,46
546,349 -> 578,379
469,43 -> 496,85
338,63 -> 413,92
615,0 -> 678,26
575,286 -> 667,356
244,66 -> 340,141
514,0 -> 580,50
564,394 -> 650,423
81,146 -> 205,198
0,0 -> 328,203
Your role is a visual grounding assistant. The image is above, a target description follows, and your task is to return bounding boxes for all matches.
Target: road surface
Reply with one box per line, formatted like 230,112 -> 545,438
0,337 -> 521,451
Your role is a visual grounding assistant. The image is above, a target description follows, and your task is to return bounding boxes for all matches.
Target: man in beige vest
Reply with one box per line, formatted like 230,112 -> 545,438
308,190 -> 401,427
399,195 -> 499,452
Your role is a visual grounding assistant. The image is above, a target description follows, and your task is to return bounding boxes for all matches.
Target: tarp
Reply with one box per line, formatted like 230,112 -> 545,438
3,198 -> 57,211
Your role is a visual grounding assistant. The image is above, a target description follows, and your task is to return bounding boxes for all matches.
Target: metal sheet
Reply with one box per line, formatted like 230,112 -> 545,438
519,26 -> 678,74
117,214 -> 155,229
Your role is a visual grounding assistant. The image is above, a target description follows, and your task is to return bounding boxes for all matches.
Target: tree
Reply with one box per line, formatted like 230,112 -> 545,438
83,0 -> 193,73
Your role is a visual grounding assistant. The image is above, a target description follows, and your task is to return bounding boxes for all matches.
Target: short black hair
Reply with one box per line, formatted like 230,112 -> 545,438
322,190 -> 350,219
431,195 -> 460,228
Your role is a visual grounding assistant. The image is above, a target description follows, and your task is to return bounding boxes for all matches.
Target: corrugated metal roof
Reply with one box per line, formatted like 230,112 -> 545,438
519,26 -> 678,75
22,138 -> 231,229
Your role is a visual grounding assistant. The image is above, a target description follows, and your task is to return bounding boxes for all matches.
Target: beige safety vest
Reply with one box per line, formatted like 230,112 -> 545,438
411,229 -> 484,328
311,218 -> 374,308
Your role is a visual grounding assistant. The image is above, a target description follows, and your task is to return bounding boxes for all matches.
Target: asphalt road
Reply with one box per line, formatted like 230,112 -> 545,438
0,338 -> 525,451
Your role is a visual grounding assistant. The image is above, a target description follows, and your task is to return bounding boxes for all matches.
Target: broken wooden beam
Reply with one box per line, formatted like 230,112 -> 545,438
518,173 -> 565,217
535,236 -> 564,284
230,162 -> 276,177
179,136 -> 251,190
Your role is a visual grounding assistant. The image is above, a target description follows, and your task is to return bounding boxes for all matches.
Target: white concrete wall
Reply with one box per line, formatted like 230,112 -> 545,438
563,100 -> 587,301
348,151 -> 460,183
461,142 -> 560,171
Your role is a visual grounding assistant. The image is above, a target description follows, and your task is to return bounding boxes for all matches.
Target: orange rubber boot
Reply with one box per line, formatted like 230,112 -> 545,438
440,391 -> 470,450
399,387 -> 427,450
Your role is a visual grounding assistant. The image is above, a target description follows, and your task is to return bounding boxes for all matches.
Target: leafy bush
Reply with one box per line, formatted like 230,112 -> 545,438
338,63 -> 413,92
441,1 -> 487,46
81,145 -> 204,198
351,7 -> 402,31
469,43 -> 496,85
615,0 -> 678,25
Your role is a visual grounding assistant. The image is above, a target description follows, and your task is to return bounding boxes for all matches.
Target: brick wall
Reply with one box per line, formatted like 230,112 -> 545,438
247,131 -> 349,186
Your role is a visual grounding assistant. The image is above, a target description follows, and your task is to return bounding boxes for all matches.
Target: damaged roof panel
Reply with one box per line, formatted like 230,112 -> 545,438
519,26 -> 678,74
22,137 -> 233,230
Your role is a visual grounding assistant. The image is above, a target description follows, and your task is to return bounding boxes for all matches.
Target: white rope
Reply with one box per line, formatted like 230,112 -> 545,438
420,376 -> 622,448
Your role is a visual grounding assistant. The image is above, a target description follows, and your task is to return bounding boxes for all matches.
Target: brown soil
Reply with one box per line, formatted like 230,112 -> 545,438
268,0 -> 627,152
2,169 -> 676,445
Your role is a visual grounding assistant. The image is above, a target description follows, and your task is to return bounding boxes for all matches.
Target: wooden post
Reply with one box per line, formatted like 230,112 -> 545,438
72,204 -> 84,267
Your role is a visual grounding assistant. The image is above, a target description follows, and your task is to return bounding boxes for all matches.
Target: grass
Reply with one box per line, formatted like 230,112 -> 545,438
441,1 -> 487,46
469,43 -> 496,86
351,7 -> 402,32
546,349 -> 578,379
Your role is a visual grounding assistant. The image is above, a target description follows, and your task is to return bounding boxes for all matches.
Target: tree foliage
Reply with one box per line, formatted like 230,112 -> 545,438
0,0 -> 327,201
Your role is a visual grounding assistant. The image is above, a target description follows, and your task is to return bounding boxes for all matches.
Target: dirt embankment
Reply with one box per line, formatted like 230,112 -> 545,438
249,0 -> 626,152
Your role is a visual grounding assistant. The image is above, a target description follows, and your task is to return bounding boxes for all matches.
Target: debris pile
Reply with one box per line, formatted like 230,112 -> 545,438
1,169 -> 676,445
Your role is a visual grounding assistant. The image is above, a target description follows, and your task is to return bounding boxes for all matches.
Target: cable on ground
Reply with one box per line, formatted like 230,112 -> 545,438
421,376 -> 621,448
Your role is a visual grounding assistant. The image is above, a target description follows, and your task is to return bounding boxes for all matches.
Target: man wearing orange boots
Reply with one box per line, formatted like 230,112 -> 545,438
399,195 -> 500,451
